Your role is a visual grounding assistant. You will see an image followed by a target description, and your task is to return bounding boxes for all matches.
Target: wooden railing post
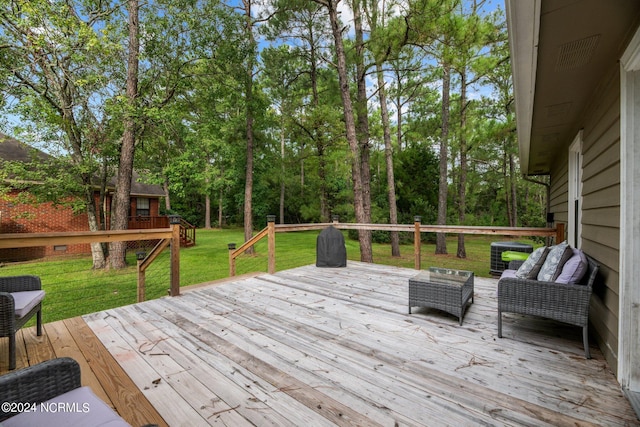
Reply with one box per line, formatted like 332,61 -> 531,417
267,215 -> 276,274
414,216 -> 421,270
332,215 -> 339,224
228,243 -> 236,276
136,251 -> 146,303
170,216 -> 181,296
555,222 -> 565,244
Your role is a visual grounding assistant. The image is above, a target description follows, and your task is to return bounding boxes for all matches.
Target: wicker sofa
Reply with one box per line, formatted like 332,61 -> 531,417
0,357 -> 132,426
497,253 -> 599,358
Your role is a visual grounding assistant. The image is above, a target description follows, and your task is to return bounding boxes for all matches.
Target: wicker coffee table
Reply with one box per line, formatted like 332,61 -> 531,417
408,267 -> 474,325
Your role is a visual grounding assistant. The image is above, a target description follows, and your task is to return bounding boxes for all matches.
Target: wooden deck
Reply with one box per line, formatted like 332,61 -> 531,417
0,317 -> 167,426
3,262 -> 639,426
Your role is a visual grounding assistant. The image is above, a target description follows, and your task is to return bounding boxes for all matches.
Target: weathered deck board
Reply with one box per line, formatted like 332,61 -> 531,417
0,318 -> 167,426
81,262 -> 639,426
194,274 -> 617,424
167,287 -> 560,426
64,316 -> 167,427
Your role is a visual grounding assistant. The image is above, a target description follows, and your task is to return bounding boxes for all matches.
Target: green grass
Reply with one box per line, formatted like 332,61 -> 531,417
0,228 -> 540,323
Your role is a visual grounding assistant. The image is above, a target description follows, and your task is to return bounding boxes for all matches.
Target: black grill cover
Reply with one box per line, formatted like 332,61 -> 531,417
316,226 -> 347,267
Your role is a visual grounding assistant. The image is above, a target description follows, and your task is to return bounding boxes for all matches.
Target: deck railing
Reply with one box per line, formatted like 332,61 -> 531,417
127,215 -> 169,229
228,216 -> 565,276
128,216 -> 196,247
0,221 -> 181,300
177,217 -> 196,247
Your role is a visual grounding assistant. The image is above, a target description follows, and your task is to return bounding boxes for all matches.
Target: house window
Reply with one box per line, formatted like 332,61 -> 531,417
568,131 -> 583,248
136,197 -> 150,216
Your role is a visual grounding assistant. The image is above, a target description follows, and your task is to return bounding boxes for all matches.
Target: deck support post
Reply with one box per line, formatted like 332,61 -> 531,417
228,243 -> 236,277
170,216 -> 181,296
555,223 -> 565,244
414,216 -> 422,270
136,251 -> 146,302
267,215 -> 276,274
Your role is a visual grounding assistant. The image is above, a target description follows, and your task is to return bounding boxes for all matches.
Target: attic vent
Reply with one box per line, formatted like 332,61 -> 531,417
556,34 -> 600,71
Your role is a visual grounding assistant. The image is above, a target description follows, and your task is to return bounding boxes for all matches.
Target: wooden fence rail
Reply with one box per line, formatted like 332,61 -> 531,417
0,223 -> 181,300
229,216 -> 565,276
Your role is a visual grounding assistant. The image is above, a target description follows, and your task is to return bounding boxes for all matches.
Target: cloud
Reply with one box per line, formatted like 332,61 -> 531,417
337,1 -> 355,35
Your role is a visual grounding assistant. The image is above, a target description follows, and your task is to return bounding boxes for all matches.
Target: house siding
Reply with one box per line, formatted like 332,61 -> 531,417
548,65 -> 621,372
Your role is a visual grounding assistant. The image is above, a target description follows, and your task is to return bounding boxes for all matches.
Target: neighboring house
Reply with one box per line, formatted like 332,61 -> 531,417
0,134 -> 166,261
506,0 -> 640,407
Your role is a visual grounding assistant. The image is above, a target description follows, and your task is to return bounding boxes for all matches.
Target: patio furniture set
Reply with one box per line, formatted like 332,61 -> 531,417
0,242 -> 599,425
408,241 -> 598,358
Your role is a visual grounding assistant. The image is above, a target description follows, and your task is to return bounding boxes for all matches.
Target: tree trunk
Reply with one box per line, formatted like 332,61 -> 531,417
98,158 -> 108,230
323,0 -> 372,262
84,186 -> 106,269
352,0 -> 372,257
503,149 -> 512,225
109,0 -> 139,269
509,152 -> 518,227
204,171 -> 211,228
280,125 -> 286,224
244,97 -> 254,252
300,157 -> 304,197
60,65 -> 107,269
163,177 -> 171,211
436,63 -> 450,255
205,191 -> 211,229
394,68 -> 404,153
376,63 -> 400,257
218,189 -> 223,229
97,158 -> 109,259
318,145 -> 329,222
353,0 -> 372,223
457,71 -> 467,259
242,0 -> 255,254
309,36 -> 329,223
396,99 -> 403,153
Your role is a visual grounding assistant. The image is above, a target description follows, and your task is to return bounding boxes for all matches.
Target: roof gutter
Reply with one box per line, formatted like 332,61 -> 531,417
505,0 -> 541,175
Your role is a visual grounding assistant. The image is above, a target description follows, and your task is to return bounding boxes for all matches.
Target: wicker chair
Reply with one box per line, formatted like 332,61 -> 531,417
0,275 -> 45,370
0,357 -> 131,426
0,357 -> 80,422
497,255 -> 599,358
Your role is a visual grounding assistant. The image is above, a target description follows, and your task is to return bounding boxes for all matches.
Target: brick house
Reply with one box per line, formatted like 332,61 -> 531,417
0,134 -> 166,261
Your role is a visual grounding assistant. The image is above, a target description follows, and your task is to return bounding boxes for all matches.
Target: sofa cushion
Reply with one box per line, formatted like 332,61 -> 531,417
10,290 -> 45,318
500,269 -> 519,280
537,241 -> 573,282
555,249 -> 588,284
3,386 -> 130,427
515,246 -> 549,279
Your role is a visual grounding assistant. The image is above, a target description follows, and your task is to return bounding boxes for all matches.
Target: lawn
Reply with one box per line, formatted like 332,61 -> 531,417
0,228 -> 540,323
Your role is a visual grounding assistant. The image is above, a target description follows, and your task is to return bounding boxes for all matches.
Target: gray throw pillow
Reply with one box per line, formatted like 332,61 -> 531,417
555,249 -> 588,284
515,246 -> 549,279
537,241 -> 573,281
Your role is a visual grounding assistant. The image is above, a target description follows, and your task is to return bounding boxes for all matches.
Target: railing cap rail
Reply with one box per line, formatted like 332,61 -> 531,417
0,228 -> 173,249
